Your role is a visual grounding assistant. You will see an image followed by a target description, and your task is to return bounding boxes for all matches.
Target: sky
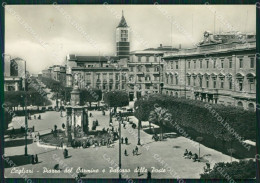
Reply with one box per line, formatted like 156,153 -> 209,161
5,4 -> 256,74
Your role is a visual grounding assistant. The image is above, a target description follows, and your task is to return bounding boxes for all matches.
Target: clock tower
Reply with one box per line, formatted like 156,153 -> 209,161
116,11 -> 130,59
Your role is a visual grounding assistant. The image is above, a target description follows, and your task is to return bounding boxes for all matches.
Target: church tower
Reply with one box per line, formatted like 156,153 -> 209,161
116,11 -> 130,60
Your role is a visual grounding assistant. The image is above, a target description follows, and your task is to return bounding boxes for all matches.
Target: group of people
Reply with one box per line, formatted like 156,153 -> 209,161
29,114 -> 41,120
183,149 -> 199,162
124,146 -> 139,156
121,137 -> 128,144
31,154 -> 39,164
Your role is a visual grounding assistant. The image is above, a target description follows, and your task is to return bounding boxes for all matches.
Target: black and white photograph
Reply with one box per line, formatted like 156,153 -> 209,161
1,2 -> 259,181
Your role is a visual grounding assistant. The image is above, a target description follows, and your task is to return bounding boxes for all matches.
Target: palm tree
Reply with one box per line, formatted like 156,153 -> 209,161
149,106 -> 172,141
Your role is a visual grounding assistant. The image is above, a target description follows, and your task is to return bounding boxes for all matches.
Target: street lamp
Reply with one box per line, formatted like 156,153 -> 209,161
118,111 -> 122,179
15,58 -> 28,156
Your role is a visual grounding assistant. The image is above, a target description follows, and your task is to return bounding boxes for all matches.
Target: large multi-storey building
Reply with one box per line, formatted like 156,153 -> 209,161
4,57 -> 24,91
127,45 -> 178,100
163,31 -> 256,110
66,55 -> 128,95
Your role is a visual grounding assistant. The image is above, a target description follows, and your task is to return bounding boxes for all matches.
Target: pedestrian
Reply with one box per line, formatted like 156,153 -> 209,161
147,171 -> 151,179
125,137 -> 128,145
35,154 -> 38,164
137,166 -> 141,176
34,115 -> 36,119
31,155 -> 35,164
121,137 -> 124,144
135,146 -> 138,155
124,149 -> 127,156
123,123 -> 126,128
132,149 -> 135,156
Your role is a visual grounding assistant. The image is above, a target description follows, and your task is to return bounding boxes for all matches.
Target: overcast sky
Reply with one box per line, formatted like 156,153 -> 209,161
5,4 -> 256,74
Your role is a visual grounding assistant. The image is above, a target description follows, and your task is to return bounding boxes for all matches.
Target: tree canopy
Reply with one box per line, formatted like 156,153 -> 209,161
104,91 -> 129,107
80,88 -> 102,105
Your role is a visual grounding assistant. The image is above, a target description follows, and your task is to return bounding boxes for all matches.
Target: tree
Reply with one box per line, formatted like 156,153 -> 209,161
149,106 -> 172,141
104,91 -> 129,109
134,97 -> 154,144
200,160 -> 255,179
80,88 -> 102,107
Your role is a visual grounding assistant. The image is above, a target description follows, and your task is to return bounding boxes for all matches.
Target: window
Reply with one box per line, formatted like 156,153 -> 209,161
176,76 -> 178,85
146,67 -> 150,72
213,79 -> 216,88
122,84 -> 125,89
229,59 -> 232,68
171,62 -> 173,69
171,75 -> 174,84
145,85 -> 150,89
206,60 -> 209,68
138,56 -> 141,62
97,73 -> 100,80
221,60 -> 224,68
220,79 -> 224,89
239,81 -> 243,91
103,85 -> 106,90
199,77 -> 202,87
200,60 -> 202,68
116,84 -> 119,90
130,67 -> 134,72
138,76 -> 142,82
194,61 -> 196,69
137,65 -> 142,72
206,79 -> 209,88
239,58 -> 243,68
146,56 -> 149,62
115,74 -> 119,81
176,61 -> 179,69
145,75 -> 150,81
229,80 -> 232,89
154,57 -> 157,62
250,58 -> 255,68
188,61 -> 191,69
213,60 -> 216,68
188,77 -> 191,85
249,78 -> 254,91
166,75 -> 169,84
193,78 -> 196,86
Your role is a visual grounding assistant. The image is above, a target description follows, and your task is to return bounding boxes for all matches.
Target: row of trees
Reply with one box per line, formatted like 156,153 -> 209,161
134,94 -> 255,141
134,94 -> 256,158
40,77 -> 103,106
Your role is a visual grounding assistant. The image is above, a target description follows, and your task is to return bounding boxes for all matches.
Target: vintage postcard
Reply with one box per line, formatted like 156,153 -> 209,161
1,2 -> 258,181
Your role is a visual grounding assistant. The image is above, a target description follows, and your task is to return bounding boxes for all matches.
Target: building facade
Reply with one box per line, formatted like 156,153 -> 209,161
127,45 -> 178,100
66,55 -> 128,96
4,57 -> 24,91
163,31 -> 256,110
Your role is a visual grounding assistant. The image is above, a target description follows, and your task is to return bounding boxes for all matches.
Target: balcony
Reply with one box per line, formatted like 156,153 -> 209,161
193,87 -> 218,94
137,71 -> 144,75
96,79 -> 101,83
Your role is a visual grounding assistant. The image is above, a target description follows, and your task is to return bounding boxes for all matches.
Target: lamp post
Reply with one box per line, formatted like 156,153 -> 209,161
118,111 -> 122,179
15,58 -> 28,156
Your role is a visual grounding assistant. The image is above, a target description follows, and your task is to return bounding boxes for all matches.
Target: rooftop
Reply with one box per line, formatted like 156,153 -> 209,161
67,55 -> 118,62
